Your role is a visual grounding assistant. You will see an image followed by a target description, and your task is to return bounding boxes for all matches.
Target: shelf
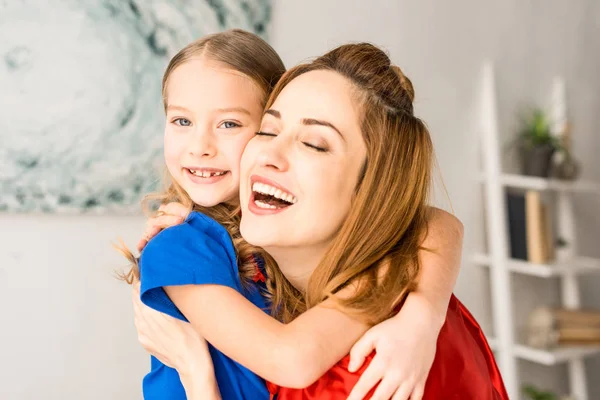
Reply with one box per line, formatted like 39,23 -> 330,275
515,344 -> 600,366
472,253 -> 600,278
486,337 -> 600,366
477,173 -> 600,194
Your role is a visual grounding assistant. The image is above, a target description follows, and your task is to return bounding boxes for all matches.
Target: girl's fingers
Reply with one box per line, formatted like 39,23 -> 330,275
372,378 -> 409,400
389,383 -> 412,400
406,382 -> 425,400
348,332 -> 375,372
347,360 -> 383,400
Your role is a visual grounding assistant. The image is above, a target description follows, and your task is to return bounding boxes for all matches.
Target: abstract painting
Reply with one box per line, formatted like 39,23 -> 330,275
0,0 -> 271,213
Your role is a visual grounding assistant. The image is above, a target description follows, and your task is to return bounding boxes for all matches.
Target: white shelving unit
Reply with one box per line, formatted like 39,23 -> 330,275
475,63 -> 600,400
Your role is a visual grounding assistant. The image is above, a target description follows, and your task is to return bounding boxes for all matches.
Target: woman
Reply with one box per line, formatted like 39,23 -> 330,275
134,43 -> 505,399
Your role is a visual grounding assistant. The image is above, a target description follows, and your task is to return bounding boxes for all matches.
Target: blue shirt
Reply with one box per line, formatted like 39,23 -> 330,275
139,211 -> 269,400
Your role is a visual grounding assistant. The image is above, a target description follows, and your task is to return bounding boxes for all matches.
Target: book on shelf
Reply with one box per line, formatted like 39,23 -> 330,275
506,189 -> 555,263
559,327 -> 600,344
506,191 -> 527,260
542,201 -> 555,262
525,191 -> 545,263
527,307 -> 600,348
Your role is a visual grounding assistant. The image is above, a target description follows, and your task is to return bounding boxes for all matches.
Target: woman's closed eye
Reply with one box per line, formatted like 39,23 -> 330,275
256,131 -> 328,152
303,141 -> 328,152
172,117 -> 192,127
301,134 -> 329,152
256,131 -> 277,137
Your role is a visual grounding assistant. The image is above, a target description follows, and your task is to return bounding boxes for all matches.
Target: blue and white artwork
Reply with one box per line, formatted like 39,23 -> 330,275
0,0 -> 271,213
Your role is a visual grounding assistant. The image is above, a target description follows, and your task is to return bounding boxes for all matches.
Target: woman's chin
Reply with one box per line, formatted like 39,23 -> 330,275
240,224 -> 277,248
240,230 -> 268,248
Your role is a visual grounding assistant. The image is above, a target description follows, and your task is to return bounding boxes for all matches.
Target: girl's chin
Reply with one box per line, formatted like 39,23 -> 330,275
189,192 -> 238,208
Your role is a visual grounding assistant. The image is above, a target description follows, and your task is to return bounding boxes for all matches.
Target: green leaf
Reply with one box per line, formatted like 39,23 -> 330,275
522,384 -> 558,400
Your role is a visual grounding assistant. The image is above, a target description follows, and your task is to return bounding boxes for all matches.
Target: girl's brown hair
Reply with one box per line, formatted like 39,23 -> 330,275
264,43 -> 434,325
118,29 -> 285,285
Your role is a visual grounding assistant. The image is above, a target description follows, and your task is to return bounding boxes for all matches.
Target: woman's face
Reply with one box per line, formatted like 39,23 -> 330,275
240,70 -> 367,255
164,59 -> 263,207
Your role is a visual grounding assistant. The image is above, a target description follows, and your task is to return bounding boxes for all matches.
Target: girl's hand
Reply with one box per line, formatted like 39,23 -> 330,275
136,202 -> 189,252
347,293 -> 444,400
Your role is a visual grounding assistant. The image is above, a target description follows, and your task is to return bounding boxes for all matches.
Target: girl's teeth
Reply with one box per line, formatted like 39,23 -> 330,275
189,169 -> 226,178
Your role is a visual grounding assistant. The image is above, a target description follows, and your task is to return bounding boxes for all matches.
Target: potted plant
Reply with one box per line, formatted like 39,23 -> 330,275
517,109 -> 561,177
523,384 -> 576,400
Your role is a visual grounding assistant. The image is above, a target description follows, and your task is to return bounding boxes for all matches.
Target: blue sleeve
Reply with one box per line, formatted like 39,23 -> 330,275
139,214 -> 241,322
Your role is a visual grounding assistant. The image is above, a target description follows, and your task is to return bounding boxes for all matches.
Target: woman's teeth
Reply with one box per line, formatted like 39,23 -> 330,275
252,182 -> 297,204
255,200 -> 278,209
188,169 -> 227,178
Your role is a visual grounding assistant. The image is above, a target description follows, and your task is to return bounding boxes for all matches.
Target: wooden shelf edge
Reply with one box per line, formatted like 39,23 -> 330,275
486,336 -> 600,365
471,253 -> 600,278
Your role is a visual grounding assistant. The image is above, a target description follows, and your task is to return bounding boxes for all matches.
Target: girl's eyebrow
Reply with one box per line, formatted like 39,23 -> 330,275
167,105 -> 251,116
215,107 -> 251,115
166,105 -> 191,113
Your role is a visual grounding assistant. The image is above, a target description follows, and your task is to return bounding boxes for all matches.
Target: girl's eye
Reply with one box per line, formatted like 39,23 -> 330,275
218,121 -> 241,129
256,131 -> 277,137
173,118 -> 191,127
303,142 -> 328,153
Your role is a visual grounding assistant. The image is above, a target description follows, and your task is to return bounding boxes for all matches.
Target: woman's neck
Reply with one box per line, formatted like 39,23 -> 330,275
265,245 -> 328,292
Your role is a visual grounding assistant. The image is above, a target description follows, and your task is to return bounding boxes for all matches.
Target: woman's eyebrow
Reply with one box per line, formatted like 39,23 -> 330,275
301,118 -> 343,139
264,109 -> 280,118
264,109 -> 344,140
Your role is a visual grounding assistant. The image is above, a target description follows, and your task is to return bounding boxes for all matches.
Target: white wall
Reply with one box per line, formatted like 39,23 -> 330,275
268,0 -> 600,398
0,215 -> 148,399
1,1 -> 598,399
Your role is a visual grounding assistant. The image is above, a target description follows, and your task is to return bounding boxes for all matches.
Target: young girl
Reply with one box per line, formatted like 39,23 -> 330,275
125,30 -> 464,399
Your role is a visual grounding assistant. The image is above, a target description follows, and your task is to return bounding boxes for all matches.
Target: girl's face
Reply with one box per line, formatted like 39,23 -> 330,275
164,59 -> 263,207
240,70 -> 367,254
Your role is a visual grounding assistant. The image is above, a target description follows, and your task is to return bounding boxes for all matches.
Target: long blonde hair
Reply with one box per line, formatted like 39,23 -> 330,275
118,29 -> 285,285
263,43 -> 434,325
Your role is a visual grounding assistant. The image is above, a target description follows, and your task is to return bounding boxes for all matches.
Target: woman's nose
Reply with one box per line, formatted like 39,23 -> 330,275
256,135 -> 290,172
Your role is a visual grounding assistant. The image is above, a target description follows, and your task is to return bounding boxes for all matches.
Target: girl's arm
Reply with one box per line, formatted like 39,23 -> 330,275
165,283 -> 368,388
412,207 -> 464,317
347,207 -> 464,400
